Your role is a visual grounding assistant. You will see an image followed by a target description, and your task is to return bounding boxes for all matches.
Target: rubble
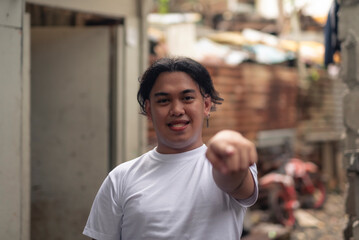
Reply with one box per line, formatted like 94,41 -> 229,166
243,223 -> 291,240
291,192 -> 347,240
245,191 -> 347,240
294,209 -> 324,228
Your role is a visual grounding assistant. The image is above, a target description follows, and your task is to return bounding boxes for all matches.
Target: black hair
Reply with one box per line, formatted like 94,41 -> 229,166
137,57 -> 223,115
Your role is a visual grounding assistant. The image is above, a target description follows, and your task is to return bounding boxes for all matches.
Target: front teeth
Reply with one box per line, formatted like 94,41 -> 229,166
172,123 -> 185,127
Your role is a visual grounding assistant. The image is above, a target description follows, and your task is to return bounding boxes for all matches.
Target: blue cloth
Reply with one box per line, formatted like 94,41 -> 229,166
324,0 -> 340,67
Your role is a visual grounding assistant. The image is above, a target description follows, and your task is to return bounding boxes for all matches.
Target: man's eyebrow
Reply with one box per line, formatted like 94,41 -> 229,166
153,89 -> 196,97
154,92 -> 169,97
182,89 -> 196,94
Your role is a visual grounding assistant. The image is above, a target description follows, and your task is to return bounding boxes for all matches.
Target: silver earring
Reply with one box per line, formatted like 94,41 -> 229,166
206,114 -> 210,128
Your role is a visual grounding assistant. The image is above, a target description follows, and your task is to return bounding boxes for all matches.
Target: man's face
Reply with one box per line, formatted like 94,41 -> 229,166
145,71 -> 212,154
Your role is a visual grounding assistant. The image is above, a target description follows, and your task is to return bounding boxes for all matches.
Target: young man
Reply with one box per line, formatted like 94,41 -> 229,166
83,57 -> 258,240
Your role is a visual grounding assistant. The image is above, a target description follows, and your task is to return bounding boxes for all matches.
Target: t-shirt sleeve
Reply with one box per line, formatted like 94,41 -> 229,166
83,174 -> 123,240
234,164 -> 259,208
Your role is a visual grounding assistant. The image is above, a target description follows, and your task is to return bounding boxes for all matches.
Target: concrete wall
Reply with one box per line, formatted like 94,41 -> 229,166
338,0 -> 359,238
0,0 -> 30,239
0,0 -> 150,238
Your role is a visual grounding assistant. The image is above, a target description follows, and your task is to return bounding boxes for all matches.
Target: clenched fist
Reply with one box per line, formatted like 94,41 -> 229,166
206,130 -> 258,199
206,130 -> 257,175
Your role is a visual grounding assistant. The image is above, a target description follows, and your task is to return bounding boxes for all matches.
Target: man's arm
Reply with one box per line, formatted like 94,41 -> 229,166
206,130 -> 257,200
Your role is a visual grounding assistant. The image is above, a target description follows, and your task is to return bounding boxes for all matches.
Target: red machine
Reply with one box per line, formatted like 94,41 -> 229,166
258,156 -> 326,226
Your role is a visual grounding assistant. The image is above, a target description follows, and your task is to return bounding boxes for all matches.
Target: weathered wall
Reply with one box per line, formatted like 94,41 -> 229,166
0,0 -> 30,239
338,0 -> 359,238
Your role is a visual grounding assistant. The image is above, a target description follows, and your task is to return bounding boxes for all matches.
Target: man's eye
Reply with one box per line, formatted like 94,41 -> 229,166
183,96 -> 194,102
157,99 -> 169,104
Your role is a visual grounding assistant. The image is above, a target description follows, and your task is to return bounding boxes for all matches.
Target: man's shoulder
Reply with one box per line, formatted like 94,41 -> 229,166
109,150 -> 153,177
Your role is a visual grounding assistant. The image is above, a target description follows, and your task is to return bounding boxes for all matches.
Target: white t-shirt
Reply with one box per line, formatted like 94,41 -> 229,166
83,144 -> 258,240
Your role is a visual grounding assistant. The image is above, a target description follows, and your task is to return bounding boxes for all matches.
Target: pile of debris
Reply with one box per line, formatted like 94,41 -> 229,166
243,191 -> 347,240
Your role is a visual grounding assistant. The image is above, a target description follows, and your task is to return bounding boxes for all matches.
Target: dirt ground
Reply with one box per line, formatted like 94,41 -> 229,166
244,190 -> 348,240
290,191 -> 347,240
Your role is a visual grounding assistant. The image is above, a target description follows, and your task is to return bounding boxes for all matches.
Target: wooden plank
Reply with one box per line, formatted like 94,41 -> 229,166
26,0 -> 136,17
322,142 -> 335,189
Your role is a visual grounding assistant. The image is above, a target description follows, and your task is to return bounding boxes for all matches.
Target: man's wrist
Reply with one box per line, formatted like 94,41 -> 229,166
228,169 -> 250,195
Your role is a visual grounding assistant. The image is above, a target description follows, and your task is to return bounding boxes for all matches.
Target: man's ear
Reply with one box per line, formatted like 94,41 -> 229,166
145,99 -> 152,120
204,95 -> 212,116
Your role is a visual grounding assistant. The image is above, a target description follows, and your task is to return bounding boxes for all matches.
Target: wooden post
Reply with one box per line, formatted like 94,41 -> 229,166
335,141 -> 347,192
322,142 -> 335,189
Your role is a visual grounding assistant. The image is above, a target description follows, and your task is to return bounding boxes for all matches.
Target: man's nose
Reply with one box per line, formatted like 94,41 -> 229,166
169,100 -> 185,116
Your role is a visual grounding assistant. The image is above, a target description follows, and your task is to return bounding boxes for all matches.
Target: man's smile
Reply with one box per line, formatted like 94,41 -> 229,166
167,120 -> 190,131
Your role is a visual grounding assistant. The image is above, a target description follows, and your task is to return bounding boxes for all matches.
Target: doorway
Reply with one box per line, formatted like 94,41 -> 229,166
28,5 -> 124,239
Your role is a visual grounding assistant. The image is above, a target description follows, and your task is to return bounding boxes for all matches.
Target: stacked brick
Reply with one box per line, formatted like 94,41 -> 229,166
298,69 -> 346,142
202,63 -> 298,143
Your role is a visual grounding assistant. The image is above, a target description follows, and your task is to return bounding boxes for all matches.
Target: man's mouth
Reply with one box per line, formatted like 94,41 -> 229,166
168,121 -> 190,130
